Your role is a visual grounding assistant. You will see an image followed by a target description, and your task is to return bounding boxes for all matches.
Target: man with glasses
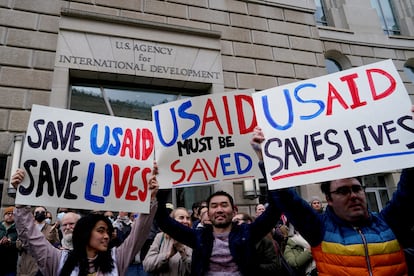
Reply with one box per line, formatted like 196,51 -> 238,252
0,206 -> 18,276
251,125 -> 413,276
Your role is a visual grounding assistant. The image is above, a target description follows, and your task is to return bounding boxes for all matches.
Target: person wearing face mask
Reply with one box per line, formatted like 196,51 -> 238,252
56,208 -> 69,223
17,206 -> 60,276
44,211 -> 52,225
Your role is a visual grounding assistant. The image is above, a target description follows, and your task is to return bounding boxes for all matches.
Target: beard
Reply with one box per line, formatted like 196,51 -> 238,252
61,233 -> 73,250
212,218 -> 232,228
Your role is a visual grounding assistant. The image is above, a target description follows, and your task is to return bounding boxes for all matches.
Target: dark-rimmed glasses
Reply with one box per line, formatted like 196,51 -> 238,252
329,185 -> 364,196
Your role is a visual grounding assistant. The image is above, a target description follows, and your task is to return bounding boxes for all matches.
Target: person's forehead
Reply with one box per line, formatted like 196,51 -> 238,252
94,220 -> 108,229
62,213 -> 78,223
175,209 -> 189,217
331,178 -> 360,188
35,207 -> 45,212
210,195 -> 230,204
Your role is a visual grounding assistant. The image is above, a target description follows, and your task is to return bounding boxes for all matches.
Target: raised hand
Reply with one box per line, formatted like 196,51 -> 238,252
11,168 -> 25,189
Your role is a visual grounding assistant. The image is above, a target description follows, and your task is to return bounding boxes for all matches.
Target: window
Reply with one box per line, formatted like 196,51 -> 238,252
404,65 -> 414,84
70,85 -> 188,120
325,58 -> 342,74
370,0 -> 400,35
362,174 -> 390,212
315,0 -> 328,26
0,155 -> 7,205
70,82 -> 211,209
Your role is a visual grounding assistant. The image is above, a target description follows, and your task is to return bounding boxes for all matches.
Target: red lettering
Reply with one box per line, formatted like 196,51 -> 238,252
120,128 -> 134,158
340,73 -> 367,109
202,158 -> 220,178
186,159 -> 209,181
367,68 -> 396,100
140,128 -> 154,160
113,165 -> 131,198
134,129 -> 141,160
117,128 -> 154,160
138,167 -> 151,201
235,94 -> 257,134
200,99 -> 223,135
326,82 -> 349,115
125,166 -> 140,200
171,160 -> 186,185
222,96 -> 233,134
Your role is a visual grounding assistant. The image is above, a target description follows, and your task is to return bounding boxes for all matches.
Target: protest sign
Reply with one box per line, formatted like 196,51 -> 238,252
15,105 -> 155,213
252,60 -> 414,189
152,90 -> 262,188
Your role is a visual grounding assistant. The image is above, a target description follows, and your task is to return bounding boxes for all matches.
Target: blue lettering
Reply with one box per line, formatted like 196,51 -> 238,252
179,101 -> 201,140
220,153 -> 234,175
154,108 -> 179,147
85,162 -> 104,203
108,127 -> 123,155
262,89 -> 294,130
294,83 -> 325,120
234,152 -> 252,174
103,164 -> 112,196
90,124 -> 109,155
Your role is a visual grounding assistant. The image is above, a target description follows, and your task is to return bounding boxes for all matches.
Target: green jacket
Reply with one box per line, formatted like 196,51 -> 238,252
283,237 -> 313,274
0,221 -> 19,274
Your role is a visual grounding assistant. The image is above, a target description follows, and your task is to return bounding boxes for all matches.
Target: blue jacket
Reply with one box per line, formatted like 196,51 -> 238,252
268,164 -> 414,275
155,192 -> 281,275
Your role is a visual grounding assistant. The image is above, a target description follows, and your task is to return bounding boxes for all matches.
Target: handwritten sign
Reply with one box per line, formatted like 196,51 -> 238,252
15,105 -> 155,213
152,90 -> 262,188
252,60 -> 414,189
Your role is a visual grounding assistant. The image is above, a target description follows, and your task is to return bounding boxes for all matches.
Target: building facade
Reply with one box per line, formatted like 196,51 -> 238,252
1,0 -> 414,215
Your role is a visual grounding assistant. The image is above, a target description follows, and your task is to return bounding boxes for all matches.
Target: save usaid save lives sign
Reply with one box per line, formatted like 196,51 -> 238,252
253,59 -> 414,189
16,105 -> 155,213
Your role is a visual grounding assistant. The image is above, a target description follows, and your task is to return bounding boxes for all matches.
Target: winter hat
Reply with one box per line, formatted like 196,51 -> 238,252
3,206 -> 14,215
166,203 -> 174,210
310,196 -> 321,204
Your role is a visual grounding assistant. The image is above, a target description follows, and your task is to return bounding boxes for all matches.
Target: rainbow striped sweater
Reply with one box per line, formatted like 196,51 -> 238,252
311,207 -> 407,275
265,164 -> 414,276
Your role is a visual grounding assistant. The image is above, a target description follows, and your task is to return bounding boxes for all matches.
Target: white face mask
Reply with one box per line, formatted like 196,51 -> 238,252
57,212 -> 66,222
45,218 -> 52,224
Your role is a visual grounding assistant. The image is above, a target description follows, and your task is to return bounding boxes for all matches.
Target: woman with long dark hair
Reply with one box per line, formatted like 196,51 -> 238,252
11,168 -> 158,276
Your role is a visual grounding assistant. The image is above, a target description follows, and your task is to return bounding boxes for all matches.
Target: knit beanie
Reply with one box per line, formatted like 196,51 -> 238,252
3,206 -> 14,215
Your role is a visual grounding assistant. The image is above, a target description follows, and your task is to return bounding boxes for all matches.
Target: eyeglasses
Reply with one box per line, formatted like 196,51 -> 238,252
329,185 -> 364,196
4,212 -> 13,216
35,211 -> 46,215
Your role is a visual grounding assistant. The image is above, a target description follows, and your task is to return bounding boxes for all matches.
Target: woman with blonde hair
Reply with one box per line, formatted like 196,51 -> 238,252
143,207 -> 192,276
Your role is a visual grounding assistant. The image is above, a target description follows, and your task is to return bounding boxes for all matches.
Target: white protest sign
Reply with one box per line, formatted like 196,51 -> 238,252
152,90 -> 262,188
252,60 -> 414,189
16,105 -> 155,213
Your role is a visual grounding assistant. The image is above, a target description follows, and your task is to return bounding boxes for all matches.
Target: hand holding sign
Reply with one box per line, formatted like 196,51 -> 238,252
11,168 -> 25,189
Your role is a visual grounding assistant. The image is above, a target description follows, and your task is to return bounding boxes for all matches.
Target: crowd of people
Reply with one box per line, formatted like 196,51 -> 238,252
1,107 -> 414,275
